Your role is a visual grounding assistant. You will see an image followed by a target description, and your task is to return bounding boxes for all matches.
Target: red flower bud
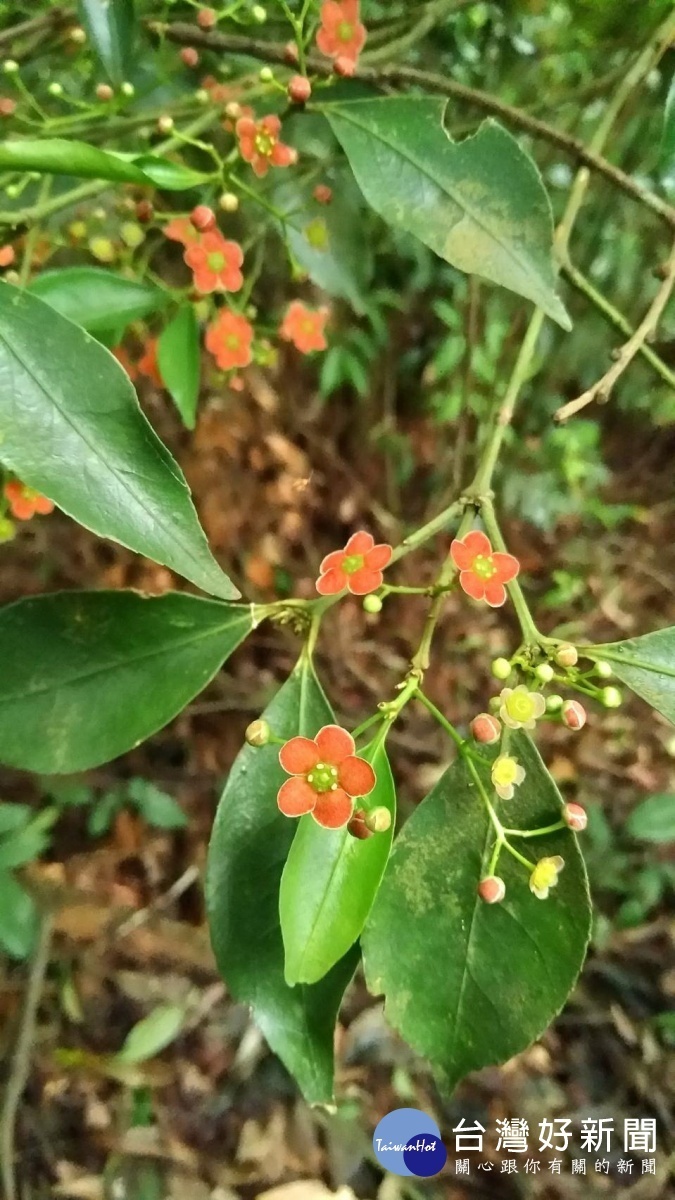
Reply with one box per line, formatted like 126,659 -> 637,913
334,55 -> 356,77
95,83 -> 114,101
562,699 -> 586,730
478,876 -> 506,904
135,199 -> 154,223
563,802 -> 587,832
180,46 -> 200,68
190,204 -> 216,232
197,7 -> 217,27
348,808 -> 373,840
288,75 -> 312,104
0,97 -> 17,116
313,184 -> 333,205
470,712 -> 501,745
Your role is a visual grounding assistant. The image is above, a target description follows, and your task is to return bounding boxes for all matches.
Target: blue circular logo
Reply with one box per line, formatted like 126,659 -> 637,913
373,1109 -> 447,1177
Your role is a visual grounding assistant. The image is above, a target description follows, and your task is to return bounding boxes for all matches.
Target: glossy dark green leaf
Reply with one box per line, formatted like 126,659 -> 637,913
0,591 -> 251,773
280,733 -> 395,985
273,175 -> 372,312
587,627 -> 675,723
362,733 -> 591,1090
29,268 -> 168,334
323,97 -> 570,329
0,285 -> 238,600
0,140 -> 207,191
206,656 -> 358,1104
0,871 -> 38,959
158,306 -> 201,429
77,0 -> 136,86
625,794 -> 675,843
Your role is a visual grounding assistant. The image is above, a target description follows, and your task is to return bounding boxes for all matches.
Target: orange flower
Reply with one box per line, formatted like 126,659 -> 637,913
235,113 -> 297,178
4,480 -> 54,521
316,0 -> 367,66
0,245 -> 15,267
137,338 -> 162,386
163,216 -> 199,246
277,723 -> 376,828
316,530 -> 392,596
111,345 -> 138,381
450,530 -> 519,607
205,309 -> 254,371
280,300 -> 328,353
184,231 -> 243,293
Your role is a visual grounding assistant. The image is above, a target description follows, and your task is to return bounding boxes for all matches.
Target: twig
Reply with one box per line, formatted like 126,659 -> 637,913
555,240 -> 675,422
0,914 -> 54,1200
150,16 -> 675,231
562,258 -> 675,391
0,9 -> 72,50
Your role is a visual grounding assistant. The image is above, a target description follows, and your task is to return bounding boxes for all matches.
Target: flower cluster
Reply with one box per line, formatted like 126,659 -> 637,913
277,724 -> 375,828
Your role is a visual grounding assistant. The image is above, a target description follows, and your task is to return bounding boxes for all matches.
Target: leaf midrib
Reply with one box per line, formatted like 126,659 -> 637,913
593,645 -> 675,681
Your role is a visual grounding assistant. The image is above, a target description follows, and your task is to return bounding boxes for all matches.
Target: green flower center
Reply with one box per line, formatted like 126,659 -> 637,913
307,762 -> 339,793
342,553 -> 365,575
472,553 -> 496,580
506,692 -> 535,723
207,251 -> 225,271
226,334 -> 240,349
254,131 -> 275,156
338,19 -> 354,41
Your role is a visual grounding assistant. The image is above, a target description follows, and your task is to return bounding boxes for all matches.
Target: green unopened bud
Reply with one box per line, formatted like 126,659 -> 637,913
5,184 -> 19,199
0,515 -> 15,542
259,66 -> 274,82
595,660 -> 612,679
546,694 -> 563,713
554,642 -> 578,668
195,88 -> 209,105
219,191 -> 239,212
70,26 -> 87,44
491,657 -> 511,681
600,686 -> 622,709
88,236 -> 116,263
157,114 -> 174,134
48,81 -> 63,97
363,594 -> 383,614
121,81 -> 135,97
365,807 -> 392,833
488,695 -> 501,713
535,662 -> 554,683
3,60 -> 19,75
121,221 -> 144,248
252,4 -> 267,22
245,719 -> 271,747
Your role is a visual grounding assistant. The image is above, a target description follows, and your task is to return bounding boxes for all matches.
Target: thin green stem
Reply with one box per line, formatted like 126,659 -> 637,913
390,498 -> 464,564
480,497 -> 542,646
501,840 -> 536,871
414,690 -> 466,751
503,821 -> 566,838
351,712 -> 385,741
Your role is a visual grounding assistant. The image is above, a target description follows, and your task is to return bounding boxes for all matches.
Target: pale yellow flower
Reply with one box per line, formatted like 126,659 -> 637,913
491,754 -> 526,800
529,855 -> 565,900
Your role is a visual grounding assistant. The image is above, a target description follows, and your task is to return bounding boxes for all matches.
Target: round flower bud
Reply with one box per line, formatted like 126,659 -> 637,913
190,204 -> 216,232
478,876 -> 505,904
259,66 -> 274,83
195,88 -> 209,104
535,662 -> 554,683
470,712 -> 501,745
245,719 -> 271,747
157,114 -> 174,134
562,699 -> 586,730
245,305 -> 257,319
363,594 -> 383,614
601,686 -> 623,709
554,642 -> 578,668
219,191 -> 239,212
69,26 -> 87,44
347,809 -> 372,840
288,75 -> 312,104
121,221 -> 144,248
197,7 -> 217,28
3,60 -> 19,75
563,802 -> 587,832
491,657 -> 512,681
488,695 -> 501,713
48,82 -> 63,97
313,184 -> 333,205
546,694 -> 563,713
252,5 -> 267,22
121,81 -> 135,97
88,236 -> 116,263
595,660 -> 612,679
96,83 -> 114,101
3,268 -> 19,285
180,46 -> 200,68
365,807 -> 392,834
334,55 -> 356,77
225,100 -> 241,119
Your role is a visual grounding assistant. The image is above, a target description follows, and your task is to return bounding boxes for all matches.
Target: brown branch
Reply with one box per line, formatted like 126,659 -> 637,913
149,20 -> 675,231
0,8 -> 72,50
555,240 -> 675,422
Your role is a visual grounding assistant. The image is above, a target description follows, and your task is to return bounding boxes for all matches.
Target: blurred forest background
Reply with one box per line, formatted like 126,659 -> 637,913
0,0 -> 674,1196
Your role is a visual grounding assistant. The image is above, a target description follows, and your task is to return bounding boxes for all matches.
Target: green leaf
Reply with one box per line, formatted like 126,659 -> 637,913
0,809 -> 57,869
29,269 -> 169,335
0,285 -> 238,600
0,140 -> 207,191
626,794 -> 675,843
322,97 -> 570,329
77,0 -> 135,86
280,734 -> 395,985
0,871 -> 38,959
116,1003 -> 186,1064
0,803 -> 31,834
587,627 -> 675,723
662,73 -> 675,167
157,306 -> 201,429
88,791 -> 122,837
206,656 -> 358,1105
0,591 -> 251,773
362,733 -> 591,1090
273,176 -> 373,312
127,780 -> 187,830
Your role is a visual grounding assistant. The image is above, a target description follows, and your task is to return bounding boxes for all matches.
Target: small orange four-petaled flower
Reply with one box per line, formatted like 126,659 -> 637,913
205,309 -> 254,371
4,480 -> 54,521
235,113 -> 297,178
316,530 -> 392,596
280,300 -> 328,354
316,0 -> 367,67
278,724 -> 376,828
450,530 -> 519,607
